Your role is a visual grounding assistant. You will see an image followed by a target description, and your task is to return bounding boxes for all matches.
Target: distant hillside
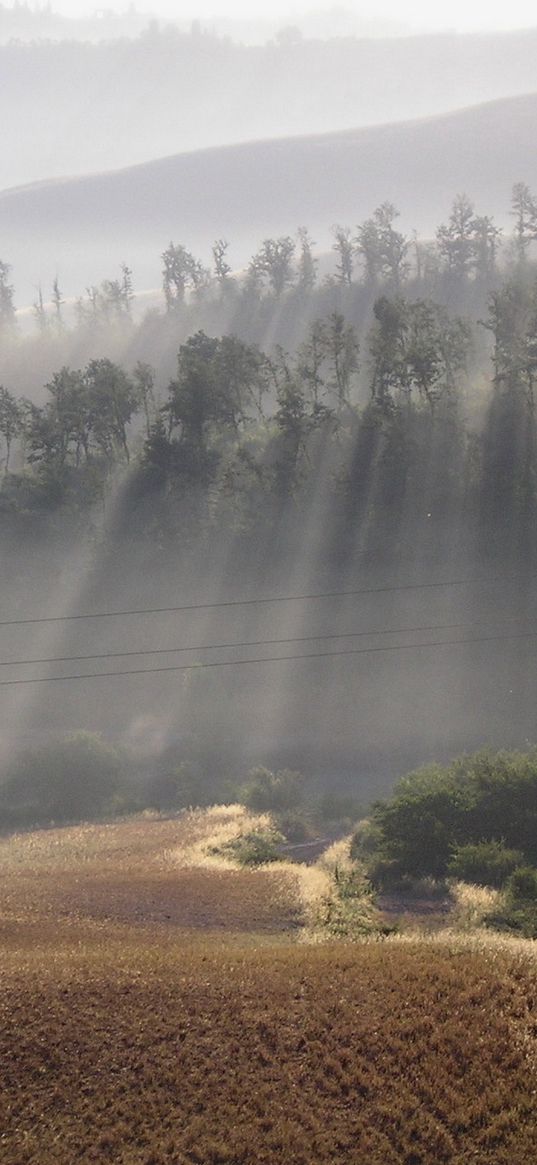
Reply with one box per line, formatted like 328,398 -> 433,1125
3,26 -> 537,191
2,92 -> 537,302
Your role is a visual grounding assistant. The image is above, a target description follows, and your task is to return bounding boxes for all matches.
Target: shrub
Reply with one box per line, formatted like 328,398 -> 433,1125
448,841 -> 524,888
506,865 -> 537,902
368,749 -> 537,887
275,811 -> 313,843
485,865 -> 537,938
318,791 -> 362,823
216,827 -> 284,867
350,819 -> 385,860
241,767 -> 305,813
0,731 -> 123,828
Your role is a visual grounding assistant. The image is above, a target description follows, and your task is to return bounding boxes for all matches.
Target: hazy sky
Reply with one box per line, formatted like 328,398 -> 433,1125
17,1 -> 537,33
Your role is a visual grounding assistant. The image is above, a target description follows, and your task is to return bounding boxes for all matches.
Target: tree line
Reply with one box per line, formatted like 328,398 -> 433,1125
1,265 -> 537,572
3,184 -> 537,337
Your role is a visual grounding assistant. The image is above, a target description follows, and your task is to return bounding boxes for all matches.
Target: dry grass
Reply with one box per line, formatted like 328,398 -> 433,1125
2,813 -> 537,1163
449,880 -> 504,931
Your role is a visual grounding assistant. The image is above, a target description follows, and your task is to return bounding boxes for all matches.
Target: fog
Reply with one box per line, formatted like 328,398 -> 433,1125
3,91 -> 537,306
1,8 -> 536,821
0,431 -> 534,804
4,26 -> 537,193
0,244 -> 536,813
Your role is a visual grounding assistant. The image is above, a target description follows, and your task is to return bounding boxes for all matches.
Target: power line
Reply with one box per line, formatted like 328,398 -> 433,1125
0,571 -> 532,629
0,614 -> 530,669
0,626 -> 534,688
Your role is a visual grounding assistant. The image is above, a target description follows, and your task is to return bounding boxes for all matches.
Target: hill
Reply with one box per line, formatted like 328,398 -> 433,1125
4,26 -> 537,192
2,91 -> 537,300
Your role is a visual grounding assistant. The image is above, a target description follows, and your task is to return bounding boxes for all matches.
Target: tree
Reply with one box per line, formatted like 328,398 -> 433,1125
0,260 -> 15,334
480,279 -> 537,552
43,366 -> 91,467
472,215 -> 501,282
83,359 -> 138,462
242,766 -> 305,812
368,296 -> 407,405
324,312 -> 359,406
297,318 -> 328,407
97,266 -> 134,325
404,301 -> 468,412
212,238 -> 232,289
33,284 -> 48,334
296,226 -> 317,293
212,334 -> 268,425
366,750 -> 537,886
0,732 -> 123,827
271,350 -> 309,496
436,194 -> 476,280
133,361 -> 157,438
355,203 -> 408,289
162,242 -> 208,309
0,386 -> 22,472
162,333 -> 235,485
120,262 -> 134,315
250,236 -> 296,296
511,182 -> 537,263
331,224 -> 354,286
368,296 -> 468,412
52,276 -> 64,330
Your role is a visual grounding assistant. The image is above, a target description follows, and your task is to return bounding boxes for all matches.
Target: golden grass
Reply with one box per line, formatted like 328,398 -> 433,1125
164,804 -> 273,870
449,880 -> 504,931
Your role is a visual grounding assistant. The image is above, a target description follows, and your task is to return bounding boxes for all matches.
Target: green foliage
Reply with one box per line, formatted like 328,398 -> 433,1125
447,840 -> 524,888
318,866 -> 383,938
273,811 -> 313,843
0,731 -> 123,828
145,761 -> 205,813
216,827 -> 284,867
366,749 -> 537,887
507,864 -> 537,901
241,767 -> 306,813
317,791 -> 362,825
485,865 -> 537,938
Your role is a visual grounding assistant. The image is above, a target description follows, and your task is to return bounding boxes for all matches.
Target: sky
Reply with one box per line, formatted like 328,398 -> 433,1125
12,1 -> 537,34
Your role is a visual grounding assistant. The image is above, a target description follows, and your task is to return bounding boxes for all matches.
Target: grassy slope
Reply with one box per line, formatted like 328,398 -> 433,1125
1,812 -> 536,1163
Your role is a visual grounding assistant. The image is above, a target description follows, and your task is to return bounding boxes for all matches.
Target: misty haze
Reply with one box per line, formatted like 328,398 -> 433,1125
2,4 -> 537,1163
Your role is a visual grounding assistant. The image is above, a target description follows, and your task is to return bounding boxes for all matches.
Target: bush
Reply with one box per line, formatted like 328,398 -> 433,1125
0,731 -> 123,828
448,841 -> 524,888
216,827 -> 284,867
367,749 -> 537,887
350,819 -> 385,860
145,761 -> 203,812
484,865 -> 537,938
241,767 -> 305,813
506,865 -> 537,902
318,791 -> 362,824
275,811 -> 313,843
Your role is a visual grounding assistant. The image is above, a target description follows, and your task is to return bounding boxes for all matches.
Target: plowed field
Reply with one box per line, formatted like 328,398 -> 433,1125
1,812 -> 537,1164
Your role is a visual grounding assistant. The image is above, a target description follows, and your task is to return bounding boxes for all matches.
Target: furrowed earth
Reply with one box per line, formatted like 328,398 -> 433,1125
1,809 -> 537,1164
